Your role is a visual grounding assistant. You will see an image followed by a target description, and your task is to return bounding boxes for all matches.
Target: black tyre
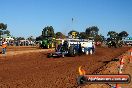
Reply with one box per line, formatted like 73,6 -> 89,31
69,45 -> 76,56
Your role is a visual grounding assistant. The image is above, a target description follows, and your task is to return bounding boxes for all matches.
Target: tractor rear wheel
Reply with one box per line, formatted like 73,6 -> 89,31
69,46 -> 76,56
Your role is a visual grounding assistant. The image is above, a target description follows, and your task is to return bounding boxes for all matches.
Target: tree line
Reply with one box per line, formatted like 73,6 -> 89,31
37,25 -> 129,42
0,22 -> 129,42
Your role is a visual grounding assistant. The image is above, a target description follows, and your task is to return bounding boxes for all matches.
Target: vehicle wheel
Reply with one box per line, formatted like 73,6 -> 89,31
69,46 -> 76,56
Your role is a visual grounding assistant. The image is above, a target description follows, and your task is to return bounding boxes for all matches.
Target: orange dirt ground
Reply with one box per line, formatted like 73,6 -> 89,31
0,46 -> 130,88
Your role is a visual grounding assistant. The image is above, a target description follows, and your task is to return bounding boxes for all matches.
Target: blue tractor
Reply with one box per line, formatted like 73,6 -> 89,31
47,41 -> 83,58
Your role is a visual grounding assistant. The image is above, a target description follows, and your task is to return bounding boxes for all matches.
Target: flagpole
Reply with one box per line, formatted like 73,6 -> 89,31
72,18 -> 73,30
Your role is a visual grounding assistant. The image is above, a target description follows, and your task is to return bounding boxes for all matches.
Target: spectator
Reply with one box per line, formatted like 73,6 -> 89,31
2,39 -> 7,54
92,42 -> 95,53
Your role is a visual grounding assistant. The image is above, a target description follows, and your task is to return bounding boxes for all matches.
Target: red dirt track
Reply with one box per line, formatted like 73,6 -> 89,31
0,46 -> 130,88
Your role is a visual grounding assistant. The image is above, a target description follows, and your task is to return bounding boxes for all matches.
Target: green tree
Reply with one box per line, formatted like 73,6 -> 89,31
55,32 -> 66,39
94,34 -> 105,42
0,23 -> 8,38
0,23 -> 7,30
3,30 -> 10,36
85,26 -> 99,38
42,26 -> 55,37
118,31 -> 128,38
107,31 -> 118,38
79,32 -> 88,39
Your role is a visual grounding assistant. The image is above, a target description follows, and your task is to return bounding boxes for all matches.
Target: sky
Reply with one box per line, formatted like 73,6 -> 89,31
0,0 -> 132,38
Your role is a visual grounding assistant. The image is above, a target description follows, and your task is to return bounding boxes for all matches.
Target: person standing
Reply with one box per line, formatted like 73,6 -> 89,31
92,42 -> 96,53
2,39 -> 7,54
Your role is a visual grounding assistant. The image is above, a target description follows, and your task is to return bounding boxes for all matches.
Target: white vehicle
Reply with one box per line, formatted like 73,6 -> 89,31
56,38 -> 95,55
